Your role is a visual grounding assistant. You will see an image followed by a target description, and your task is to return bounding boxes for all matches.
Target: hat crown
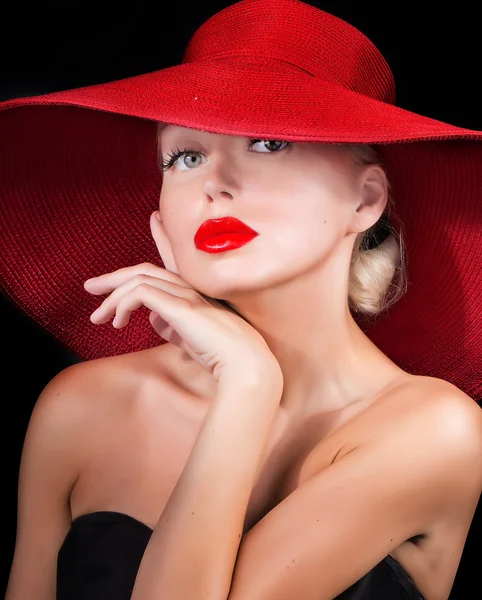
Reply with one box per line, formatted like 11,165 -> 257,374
183,0 -> 396,104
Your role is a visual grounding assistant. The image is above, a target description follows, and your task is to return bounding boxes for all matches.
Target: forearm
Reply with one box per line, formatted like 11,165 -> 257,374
131,372 -> 283,600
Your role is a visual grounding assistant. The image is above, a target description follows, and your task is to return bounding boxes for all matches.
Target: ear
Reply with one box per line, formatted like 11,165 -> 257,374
149,211 -> 181,275
348,164 -> 388,234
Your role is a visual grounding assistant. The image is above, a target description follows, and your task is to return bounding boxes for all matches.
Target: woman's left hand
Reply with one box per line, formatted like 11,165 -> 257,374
84,211 -> 282,385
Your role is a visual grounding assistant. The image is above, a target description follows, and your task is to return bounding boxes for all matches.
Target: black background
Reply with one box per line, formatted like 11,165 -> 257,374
1,1 -> 480,597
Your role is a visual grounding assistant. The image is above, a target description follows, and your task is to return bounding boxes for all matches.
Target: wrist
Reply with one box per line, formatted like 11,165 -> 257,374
218,359 -> 283,399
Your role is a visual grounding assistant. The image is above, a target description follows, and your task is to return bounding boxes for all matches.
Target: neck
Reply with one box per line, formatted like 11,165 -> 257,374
226,256 -> 405,418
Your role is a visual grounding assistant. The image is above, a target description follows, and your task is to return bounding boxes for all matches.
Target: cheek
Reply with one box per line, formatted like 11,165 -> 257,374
157,202 -> 193,269
159,185 -> 196,243
268,186 -> 347,248
269,216 -> 342,266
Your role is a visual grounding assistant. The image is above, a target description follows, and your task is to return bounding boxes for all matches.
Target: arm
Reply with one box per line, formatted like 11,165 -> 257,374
5,364 -> 86,600
131,370 -> 283,600
132,380 -> 482,600
228,385 -> 482,600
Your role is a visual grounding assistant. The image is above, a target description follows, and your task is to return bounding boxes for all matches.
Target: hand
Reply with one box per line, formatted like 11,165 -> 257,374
84,212 -> 282,385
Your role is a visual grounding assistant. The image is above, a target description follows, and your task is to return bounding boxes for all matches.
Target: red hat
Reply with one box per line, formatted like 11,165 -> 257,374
0,0 -> 481,399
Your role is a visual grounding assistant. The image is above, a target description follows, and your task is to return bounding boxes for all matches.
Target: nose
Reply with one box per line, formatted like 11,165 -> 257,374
202,152 -> 241,202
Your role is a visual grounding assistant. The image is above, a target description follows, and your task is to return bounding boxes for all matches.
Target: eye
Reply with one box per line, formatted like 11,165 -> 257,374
160,146 -> 203,172
160,139 -> 290,172
250,140 -> 289,153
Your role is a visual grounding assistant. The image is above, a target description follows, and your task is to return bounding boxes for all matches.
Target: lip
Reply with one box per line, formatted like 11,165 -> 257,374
194,217 -> 259,250
195,233 -> 257,253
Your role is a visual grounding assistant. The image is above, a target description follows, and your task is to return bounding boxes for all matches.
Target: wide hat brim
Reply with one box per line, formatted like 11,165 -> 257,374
1,56 -> 481,400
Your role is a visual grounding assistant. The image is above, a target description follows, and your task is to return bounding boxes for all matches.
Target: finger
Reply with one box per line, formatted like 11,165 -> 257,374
84,262 -> 194,295
112,284 -> 273,374
113,284 -> 191,329
90,274 -> 198,324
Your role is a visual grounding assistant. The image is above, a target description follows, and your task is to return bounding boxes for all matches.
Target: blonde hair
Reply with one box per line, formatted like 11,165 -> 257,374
346,144 -> 408,318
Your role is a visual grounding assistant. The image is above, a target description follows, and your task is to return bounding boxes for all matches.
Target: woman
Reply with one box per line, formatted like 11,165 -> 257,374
1,1 -> 481,599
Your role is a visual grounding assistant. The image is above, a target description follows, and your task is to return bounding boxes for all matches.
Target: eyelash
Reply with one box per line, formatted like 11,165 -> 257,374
160,139 -> 289,172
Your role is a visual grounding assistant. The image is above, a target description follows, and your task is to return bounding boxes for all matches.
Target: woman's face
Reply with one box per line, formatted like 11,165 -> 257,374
156,125 -> 385,300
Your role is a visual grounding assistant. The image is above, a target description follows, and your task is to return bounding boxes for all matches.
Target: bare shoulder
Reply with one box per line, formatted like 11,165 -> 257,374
29,345 -> 166,436
380,374 -> 482,492
390,374 -> 482,439
35,342 -> 212,445
42,343 -> 174,401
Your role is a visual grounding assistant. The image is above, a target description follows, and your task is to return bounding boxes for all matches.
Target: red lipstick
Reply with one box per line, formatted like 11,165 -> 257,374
194,217 -> 259,253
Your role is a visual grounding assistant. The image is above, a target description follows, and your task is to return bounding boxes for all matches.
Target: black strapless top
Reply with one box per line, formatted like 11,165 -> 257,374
57,511 -> 425,600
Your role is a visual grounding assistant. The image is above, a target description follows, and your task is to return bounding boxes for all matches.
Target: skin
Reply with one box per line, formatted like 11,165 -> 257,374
156,126 -> 404,416
5,126 -> 482,600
